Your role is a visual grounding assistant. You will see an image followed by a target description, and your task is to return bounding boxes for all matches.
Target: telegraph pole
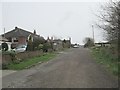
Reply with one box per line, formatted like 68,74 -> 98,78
92,25 -> 95,44
4,27 -> 5,38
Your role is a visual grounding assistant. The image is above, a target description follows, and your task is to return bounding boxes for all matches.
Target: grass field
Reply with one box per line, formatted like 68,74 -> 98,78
7,53 -> 56,70
91,47 -> 119,76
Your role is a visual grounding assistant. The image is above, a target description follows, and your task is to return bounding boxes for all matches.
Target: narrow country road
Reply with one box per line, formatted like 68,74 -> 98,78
2,47 -> 118,88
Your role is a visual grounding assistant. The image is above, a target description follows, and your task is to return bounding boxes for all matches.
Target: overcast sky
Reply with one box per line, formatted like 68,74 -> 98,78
1,0 -> 109,44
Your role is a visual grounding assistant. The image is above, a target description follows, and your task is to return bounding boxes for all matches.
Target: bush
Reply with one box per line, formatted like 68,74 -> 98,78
2,51 -> 17,63
83,37 -> 94,48
38,44 -> 43,50
43,42 -> 51,52
91,47 -> 119,76
26,41 -> 33,51
2,63 -> 8,69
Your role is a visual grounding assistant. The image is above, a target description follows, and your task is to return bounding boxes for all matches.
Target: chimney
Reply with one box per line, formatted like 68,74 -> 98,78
33,30 -> 36,35
51,37 -> 53,41
15,27 -> 18,29
47,36 -> 50,40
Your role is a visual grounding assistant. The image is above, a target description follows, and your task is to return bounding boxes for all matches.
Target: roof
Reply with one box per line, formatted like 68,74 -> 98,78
2,27 -> 37,38
95,42 -> 110,44
53,39 -> 62,43
0,35 -> 8,41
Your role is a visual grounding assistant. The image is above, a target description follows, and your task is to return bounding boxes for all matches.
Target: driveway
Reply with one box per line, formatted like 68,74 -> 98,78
2,47 -> 118,88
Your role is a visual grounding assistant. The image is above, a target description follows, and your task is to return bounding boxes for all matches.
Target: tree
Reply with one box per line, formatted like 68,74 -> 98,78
95,1 -> 120,62
96,1 -> 120,45
26,34 -> 33,51
83,37 -> 94,47
43,40 -> 51,52
26,34 -> 45,51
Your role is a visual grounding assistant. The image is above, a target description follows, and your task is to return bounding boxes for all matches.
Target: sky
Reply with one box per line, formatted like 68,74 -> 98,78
0,0 -> 109,44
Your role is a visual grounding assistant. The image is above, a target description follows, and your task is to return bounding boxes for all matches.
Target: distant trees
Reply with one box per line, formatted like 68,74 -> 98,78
42,41 -> 52,52
26,34 -> 71,52
96,1 -> 120,47
62,39 -> 71,48
33,36 -> 45,50
83,37 -> 94,47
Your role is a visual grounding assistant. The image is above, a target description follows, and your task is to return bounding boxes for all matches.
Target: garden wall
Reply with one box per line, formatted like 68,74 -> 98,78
2,50 -> 43,64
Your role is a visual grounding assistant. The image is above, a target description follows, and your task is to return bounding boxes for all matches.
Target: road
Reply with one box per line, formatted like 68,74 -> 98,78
2,47 -> 118,88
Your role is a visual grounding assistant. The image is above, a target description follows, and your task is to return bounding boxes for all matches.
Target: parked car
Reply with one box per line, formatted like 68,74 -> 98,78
73,45 -> 79,48
13,45 -> 27,53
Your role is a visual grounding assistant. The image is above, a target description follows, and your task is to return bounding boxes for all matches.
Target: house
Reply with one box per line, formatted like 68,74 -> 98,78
2,27 -> 45,48
46,37 -> 71,51
46,37 -> 63,51
0,36 -> 8,42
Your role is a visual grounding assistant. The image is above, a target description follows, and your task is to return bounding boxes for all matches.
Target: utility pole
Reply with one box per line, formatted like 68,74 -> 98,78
4,27 -> 5,38
92,25 -> 95,44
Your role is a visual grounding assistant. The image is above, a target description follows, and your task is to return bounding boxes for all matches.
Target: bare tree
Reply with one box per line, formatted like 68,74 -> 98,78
96,1 -> 120,45
83,37 -> 94,47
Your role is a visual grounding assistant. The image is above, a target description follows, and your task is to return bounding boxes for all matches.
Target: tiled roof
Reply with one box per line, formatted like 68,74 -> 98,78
3,27 -> 34,38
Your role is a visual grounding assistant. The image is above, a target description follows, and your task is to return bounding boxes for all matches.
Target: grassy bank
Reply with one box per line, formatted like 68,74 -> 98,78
7,52 -> 56,70
91,47 -> 119,76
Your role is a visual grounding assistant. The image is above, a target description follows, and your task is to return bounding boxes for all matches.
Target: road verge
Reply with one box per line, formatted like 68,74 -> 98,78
5,52 -> 57,70
91,47 -> 119,77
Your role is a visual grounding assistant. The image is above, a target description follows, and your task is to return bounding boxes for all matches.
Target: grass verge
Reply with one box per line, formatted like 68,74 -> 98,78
91,47 -> 119,77
7,52 -> 56,70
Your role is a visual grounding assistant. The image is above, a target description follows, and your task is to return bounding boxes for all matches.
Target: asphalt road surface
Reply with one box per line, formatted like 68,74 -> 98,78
2,47 -> 118,88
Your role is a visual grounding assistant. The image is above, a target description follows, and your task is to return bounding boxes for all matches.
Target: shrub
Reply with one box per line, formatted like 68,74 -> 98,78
2,63 -> 8,69
2,51 -> 17,63
83,37 -> 94,48
43,42 -> 51,52
38,44 -> 43,50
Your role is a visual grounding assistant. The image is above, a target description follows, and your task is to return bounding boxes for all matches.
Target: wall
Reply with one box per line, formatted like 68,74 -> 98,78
2,50 -> 43,64
2,54 -> 12,64
18,36 -> 27,45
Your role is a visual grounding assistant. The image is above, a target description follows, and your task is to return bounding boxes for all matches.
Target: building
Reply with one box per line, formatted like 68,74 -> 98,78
2,27 -> 44,47
95,41 -> 111,47
0,36 -> 8,42
50,38 -> 71,51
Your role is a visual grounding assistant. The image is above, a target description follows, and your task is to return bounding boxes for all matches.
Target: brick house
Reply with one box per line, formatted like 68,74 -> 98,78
2,27 -> 44,47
